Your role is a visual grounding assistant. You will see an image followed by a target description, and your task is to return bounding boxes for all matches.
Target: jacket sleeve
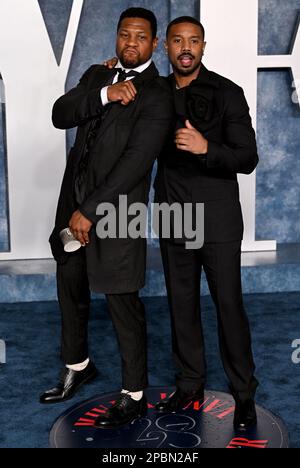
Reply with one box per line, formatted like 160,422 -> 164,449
52,65 -> 105,130
206,87 -> 259,175
79,87 -> 174,224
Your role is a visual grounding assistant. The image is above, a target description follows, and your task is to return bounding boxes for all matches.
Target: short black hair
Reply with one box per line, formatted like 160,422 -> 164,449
166,16 -> 205,40
117,7 -> 158,39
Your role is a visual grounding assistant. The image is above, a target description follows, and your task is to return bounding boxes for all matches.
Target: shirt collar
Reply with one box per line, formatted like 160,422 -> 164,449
116,58 -> 152,75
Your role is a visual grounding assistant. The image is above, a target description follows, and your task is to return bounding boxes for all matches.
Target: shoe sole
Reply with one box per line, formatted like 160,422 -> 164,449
40,368 -> 98,405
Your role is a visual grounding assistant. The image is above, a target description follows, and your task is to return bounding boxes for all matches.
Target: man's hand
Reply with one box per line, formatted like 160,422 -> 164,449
175,120 -> 208,155
69,210 -> 93,246
103,57 -> 118,69
107,81 -> 137,106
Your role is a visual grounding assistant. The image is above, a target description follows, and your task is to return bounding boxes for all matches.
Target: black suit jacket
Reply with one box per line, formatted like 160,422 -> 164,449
50,63 -> 174,293
154,65 -> 259,244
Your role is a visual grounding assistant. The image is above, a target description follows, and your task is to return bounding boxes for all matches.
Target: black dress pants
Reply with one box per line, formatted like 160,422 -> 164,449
57,249 -> 148,392
160,239 -> 258,402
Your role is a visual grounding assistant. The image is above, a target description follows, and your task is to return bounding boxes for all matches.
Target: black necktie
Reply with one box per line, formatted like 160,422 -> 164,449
116,69 -> 140,82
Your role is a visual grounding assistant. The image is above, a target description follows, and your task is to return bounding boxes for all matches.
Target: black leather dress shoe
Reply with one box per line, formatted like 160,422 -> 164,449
39,361 -> 97,404
234,399 -> 257,431
94,393 -> 148,429
155,388 -> 204,413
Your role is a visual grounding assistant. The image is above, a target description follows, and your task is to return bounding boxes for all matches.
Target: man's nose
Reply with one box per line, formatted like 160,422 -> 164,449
181,42 -> 191,52
126,35 -> 138,46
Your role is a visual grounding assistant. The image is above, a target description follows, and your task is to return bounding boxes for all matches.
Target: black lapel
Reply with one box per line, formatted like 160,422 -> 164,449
131,61 -> 159,88
194,64 -> 220,89
88,66 -> 117,89
96,62 -> 159,140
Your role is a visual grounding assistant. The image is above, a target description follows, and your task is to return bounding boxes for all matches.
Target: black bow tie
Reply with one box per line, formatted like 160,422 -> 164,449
116,69 -> 140,82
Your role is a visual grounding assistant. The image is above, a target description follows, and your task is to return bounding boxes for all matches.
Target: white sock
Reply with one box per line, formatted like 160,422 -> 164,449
121,389 -> 143,401
66,358 -> 90,372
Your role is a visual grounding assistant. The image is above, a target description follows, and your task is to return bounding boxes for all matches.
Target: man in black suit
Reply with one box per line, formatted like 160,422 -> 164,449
40,8 -> 173,429
153,17 -> 259,431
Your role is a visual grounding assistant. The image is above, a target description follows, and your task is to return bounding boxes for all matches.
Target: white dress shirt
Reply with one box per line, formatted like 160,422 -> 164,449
100,58 -> 152,106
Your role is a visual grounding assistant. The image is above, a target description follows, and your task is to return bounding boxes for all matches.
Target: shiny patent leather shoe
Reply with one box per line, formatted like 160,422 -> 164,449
94,393 -> 148,429
155,388 -> 205,413
39,361 -> 97,404
234,399 -> 257,431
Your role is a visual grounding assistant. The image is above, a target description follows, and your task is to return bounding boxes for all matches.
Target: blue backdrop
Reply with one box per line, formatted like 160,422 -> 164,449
0,0 -> 299,253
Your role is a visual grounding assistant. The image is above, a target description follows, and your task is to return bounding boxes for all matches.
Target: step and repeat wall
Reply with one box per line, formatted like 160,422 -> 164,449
0,0 -> 299,260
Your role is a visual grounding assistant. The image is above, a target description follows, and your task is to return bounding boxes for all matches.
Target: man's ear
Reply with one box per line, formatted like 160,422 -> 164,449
153,37 -> 159,51
164,40 -> 168,55
203,41 -> 207,53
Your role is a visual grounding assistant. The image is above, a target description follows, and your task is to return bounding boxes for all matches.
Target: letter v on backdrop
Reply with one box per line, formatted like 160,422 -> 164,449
0,0 -> 84,260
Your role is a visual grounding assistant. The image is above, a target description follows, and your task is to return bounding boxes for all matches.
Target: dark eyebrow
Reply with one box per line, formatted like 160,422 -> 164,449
170,34 -> 202,39
119,28 -> 148,34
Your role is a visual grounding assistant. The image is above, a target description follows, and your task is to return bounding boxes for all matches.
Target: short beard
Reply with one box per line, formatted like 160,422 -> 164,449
173,57 -> 203,77
119,53 -> 141,70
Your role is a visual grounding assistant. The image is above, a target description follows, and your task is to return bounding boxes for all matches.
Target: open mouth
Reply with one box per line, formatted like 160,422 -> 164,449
178,54 -> 194,67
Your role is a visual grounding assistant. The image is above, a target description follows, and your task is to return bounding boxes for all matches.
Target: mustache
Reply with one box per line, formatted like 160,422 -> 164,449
178,53 -> 195,60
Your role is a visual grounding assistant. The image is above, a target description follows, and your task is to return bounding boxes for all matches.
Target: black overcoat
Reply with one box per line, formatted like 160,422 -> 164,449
50,63 -> 174,293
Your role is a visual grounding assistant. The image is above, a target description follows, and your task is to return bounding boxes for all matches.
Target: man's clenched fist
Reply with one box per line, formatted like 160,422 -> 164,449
107,80 -> 137,106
